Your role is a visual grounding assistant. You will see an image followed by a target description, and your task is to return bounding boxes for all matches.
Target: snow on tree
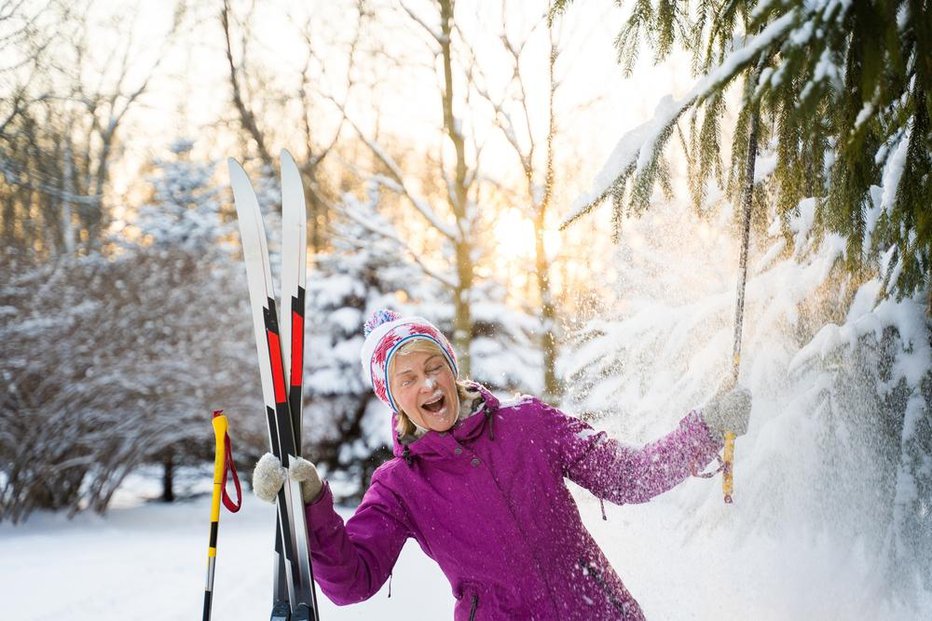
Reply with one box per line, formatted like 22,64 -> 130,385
0,140 -> 261,520
0,249 -> 202,520
552,0 -> 931,591
129,139 -> 259,501
556,0 -> 931,309
560,186 -> 932,595
135,139 -> 224,251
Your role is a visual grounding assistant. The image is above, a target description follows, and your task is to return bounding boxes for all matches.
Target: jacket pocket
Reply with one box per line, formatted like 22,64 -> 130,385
454,583 -> 480,621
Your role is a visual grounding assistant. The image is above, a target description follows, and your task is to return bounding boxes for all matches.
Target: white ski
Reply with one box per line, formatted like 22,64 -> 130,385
229,153 -> 319,621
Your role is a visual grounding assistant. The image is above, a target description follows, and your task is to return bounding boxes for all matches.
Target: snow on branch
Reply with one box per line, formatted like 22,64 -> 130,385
400,2 -> 443,43
560,8 -> 799,230
326,94 -> 460,242
0,157 -> 102,205
342,186 -> 458,290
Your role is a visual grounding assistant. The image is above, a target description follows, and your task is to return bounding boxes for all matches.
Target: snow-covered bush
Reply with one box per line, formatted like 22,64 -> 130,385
0,143 -> 262,521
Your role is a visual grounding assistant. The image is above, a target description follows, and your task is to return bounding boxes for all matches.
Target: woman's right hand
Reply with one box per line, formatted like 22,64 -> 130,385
252,452 -> 324,505
701,386 -> 752,439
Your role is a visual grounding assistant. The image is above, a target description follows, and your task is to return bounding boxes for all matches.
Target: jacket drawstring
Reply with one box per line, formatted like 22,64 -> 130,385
387,572 -> 393,598
485,410 -> 495,440
600,499 -> 607,521
402,445 -> 413,466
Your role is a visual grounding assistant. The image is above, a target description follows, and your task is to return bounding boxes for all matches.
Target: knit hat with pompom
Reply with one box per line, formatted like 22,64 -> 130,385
360,309 -> 458,412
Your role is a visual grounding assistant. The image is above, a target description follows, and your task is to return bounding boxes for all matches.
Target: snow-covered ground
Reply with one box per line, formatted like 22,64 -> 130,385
0,471 -> 451,620
1,469 -> 927,620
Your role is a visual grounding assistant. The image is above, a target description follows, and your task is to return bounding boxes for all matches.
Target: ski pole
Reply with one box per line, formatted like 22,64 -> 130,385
725,95 -> 761,504
203,409 -> 242,621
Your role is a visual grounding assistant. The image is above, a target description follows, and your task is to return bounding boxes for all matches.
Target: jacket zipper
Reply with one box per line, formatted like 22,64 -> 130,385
579,559 -> 627,616
468,593 -> 479,621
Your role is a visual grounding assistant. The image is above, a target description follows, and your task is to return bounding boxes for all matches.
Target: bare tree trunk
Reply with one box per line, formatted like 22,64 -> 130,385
220,0 -> 274,170
490,13 -> 563,401
536,34 -> 561,402
534,213 -> 560,400
439,0 -> 473,375
61,138 -> 75,254
161,454 -> 175,503
84,127 -> 115,249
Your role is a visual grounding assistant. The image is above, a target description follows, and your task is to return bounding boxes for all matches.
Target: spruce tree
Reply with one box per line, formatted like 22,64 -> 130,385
553,0 -> 932,589
555,0 -> 931,309
129,139 -> 254,502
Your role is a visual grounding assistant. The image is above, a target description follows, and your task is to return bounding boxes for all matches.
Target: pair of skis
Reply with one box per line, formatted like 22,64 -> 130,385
229,150 -> 320,621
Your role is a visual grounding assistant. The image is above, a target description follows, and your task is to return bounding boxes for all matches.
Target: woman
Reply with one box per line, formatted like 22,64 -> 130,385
253,310 -> 751,620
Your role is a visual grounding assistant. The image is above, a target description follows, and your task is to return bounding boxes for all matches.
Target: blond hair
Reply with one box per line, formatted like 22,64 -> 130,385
389,338 -> 468,437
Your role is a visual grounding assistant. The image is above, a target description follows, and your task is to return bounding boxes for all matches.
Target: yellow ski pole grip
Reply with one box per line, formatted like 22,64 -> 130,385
210,412 -> 228,526
722,348 -> 740,505
723,431 -> 736,503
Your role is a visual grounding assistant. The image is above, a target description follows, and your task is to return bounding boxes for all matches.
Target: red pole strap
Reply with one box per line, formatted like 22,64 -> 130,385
222,434 -> 243,513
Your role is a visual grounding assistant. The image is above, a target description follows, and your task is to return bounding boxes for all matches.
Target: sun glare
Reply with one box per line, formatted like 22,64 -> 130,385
494,208 -> 537,262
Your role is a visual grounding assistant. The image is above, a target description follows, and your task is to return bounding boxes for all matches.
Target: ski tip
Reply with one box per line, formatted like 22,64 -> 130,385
227,157 -> 246,177
280,149 -> 295,166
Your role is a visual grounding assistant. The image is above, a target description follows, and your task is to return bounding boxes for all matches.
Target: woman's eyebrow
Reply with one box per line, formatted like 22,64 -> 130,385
395,355 -> 443,377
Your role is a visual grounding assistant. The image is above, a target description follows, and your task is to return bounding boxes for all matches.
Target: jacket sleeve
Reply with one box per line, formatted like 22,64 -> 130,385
539,400 -> 724,505
304,471 -> 411,605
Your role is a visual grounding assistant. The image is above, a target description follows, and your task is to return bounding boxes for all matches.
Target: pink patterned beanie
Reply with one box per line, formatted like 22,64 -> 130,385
361,309 -> 458,412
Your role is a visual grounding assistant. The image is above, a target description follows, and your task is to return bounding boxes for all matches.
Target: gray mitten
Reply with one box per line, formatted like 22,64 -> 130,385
252,453 -> 323,505
290,456 -> 324,504
702,386 -> 752,439
252,452 -> 286,503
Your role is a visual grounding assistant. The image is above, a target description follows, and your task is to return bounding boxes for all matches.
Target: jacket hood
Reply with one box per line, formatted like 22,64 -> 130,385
391,382 -> 500,462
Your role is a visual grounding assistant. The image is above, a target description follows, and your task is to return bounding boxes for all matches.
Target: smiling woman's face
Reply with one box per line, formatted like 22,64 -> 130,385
389,346 -> 458,433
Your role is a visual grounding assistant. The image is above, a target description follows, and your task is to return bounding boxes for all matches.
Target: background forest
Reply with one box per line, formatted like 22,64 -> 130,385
1,0 -> 930,614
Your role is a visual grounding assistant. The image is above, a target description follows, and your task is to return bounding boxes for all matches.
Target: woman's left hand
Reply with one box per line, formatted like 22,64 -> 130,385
701,386 -> 752,439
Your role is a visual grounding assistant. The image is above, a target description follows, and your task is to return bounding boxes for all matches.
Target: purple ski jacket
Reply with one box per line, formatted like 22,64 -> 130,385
305,384 -> 723,620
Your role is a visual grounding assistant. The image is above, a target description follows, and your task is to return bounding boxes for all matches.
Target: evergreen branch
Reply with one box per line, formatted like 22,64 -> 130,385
562,9 -> 797,230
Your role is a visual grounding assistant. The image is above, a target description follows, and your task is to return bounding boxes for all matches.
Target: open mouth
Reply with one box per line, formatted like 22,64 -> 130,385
421,394 -> 446,413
